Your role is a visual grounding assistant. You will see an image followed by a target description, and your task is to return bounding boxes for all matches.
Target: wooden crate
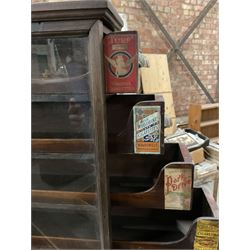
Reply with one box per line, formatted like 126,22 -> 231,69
141,54 -> 177,136
188,103 -> 219,139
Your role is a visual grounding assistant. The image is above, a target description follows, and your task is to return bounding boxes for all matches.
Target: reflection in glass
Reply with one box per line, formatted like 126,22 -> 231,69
32,36 -> 92,139
32,37 -> 88,79
32,36 -> 101,249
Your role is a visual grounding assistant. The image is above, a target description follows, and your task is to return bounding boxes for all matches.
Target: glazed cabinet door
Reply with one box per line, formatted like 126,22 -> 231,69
32,20 -> 110,249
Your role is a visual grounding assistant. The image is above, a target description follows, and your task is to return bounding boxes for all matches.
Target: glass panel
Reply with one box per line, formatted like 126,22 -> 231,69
32,36 -> 101,249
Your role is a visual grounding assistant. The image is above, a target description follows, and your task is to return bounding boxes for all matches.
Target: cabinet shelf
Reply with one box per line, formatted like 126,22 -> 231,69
32,186 -> 218,215
32,193 -> 218,249
32,190 -> 96,205
32,138 -> 94,153
32,161 -> 192,210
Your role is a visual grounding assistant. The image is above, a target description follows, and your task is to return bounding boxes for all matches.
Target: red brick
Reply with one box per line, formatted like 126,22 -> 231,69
109,0 -> 218,116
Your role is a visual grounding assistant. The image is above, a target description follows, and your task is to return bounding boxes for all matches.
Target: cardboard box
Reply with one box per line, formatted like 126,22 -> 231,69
193,160 -> 218,187
191,147 -> 204,164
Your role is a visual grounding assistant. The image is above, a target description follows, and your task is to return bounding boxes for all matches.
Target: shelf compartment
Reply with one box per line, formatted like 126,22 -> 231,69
32,101 -> 92,138
108,143 -> 191,180
32,140 -> 95,186
32,217 -> 218,249
32,209 -> 100,240
110,163 -> 193,209
111,218 -> 218,249
32,74 -> 90,95
32,186 -> 218,248
32,163 -> 193,210
111,218 -> 199,249
111,215 -> 185,242
110,187 -> 218,248
106,94 -> 159,154
32,171 -> 96,192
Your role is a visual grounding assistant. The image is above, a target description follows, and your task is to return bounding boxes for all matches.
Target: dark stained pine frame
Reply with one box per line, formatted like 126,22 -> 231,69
32,1 -> 123,249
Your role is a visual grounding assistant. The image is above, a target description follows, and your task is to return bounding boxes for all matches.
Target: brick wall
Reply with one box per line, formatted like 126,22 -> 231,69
111,0 -> 219,117
32,0 -> 219,117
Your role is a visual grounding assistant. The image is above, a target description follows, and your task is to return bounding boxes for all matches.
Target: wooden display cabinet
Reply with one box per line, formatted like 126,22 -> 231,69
32,1 -> 218,249
32,1 -> 123,249
106,95 -> 218,249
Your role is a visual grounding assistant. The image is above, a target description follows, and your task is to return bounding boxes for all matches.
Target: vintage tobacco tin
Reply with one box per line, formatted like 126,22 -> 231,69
103,31 -> 139,93
194,219 -> 219,249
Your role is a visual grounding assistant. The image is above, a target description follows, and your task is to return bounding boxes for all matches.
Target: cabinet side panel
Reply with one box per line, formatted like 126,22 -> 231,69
89,20 -> 111,249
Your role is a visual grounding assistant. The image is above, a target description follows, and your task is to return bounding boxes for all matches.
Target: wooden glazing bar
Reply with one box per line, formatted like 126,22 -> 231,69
32,138 -> 94,153
32,190 -> 96,205
32,152 -> 94,160
32,94 -> 90,103
32,202 -> 97,214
